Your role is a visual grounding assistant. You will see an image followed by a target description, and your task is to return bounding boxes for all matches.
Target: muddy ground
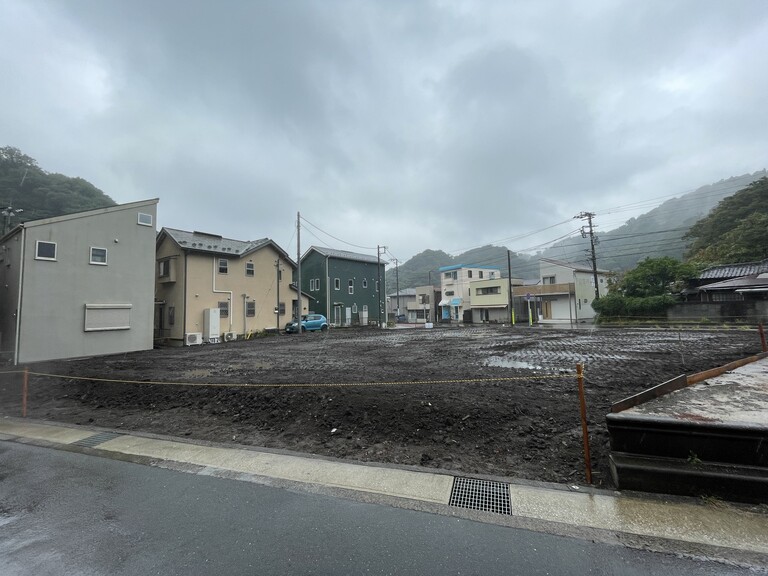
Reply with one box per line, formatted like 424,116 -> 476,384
0,325 -> 761,488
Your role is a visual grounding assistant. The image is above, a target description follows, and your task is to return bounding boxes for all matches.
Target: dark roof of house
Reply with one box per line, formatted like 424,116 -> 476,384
699,273 -> 768,291
161,227 -> 290,261
306,246 -> 383,265
698,259 -> 768,280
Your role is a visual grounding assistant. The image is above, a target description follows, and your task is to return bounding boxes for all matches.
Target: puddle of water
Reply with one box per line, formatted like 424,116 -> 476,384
484,356 -> 543,370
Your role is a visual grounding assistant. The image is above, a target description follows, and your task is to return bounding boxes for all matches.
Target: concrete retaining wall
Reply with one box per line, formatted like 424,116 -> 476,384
667,300 -> 768,323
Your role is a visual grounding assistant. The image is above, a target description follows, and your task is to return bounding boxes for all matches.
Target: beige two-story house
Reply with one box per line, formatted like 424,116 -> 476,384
469,275 -> 524,323
155,228 -> 308,344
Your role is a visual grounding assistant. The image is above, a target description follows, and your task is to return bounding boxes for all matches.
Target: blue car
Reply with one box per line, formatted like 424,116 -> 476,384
285,314 -> 329,333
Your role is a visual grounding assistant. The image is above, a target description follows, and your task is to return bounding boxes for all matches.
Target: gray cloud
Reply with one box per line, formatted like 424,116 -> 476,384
2,0 -> 767,262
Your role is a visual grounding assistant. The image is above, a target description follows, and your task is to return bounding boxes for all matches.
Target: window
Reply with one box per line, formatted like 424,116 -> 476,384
246,262 -> 254,277
278,302 -> 286,315
348,279 -> 354,294
468,271 -> 473,278
137,212 -> 153,226
711,292 -> 743,302
352,303 -> 358,314
375,281 -> 379,292
168,306 -> 175,326
90,247 -> 108,265
35,241 -> 57,261
218,258 -> 228,274
218,301 -> 229,318
478,271 -> 483,279
543,276 -> 556,285
444,290 -> 454,296
334,278 -> 340,290
246,301 -> 256,317
315,278 -> 320,291
362,305 -> 368,313
158,259 -> 170,277
362,278 -> 368,289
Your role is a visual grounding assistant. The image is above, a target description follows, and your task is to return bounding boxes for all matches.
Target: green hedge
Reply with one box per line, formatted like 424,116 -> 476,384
592,293 -> 677,319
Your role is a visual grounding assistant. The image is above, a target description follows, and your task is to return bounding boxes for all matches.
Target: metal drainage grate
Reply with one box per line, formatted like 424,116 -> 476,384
449,477 -> 512,515
72,432 -> 123,448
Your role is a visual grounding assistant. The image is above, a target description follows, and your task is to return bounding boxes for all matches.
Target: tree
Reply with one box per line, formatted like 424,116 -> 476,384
685,177 -> 768,263
0,146 -> 115,225
617,256 -> 698,298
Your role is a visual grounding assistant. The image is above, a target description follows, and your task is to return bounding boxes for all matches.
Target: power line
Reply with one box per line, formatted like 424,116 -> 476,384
300,216 -> 377,251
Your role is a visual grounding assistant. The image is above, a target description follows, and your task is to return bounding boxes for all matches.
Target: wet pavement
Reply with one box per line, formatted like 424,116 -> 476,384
1,416 -> 766,572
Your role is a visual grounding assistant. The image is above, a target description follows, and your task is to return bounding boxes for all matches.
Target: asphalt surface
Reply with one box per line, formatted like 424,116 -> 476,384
0,441 -> 761,576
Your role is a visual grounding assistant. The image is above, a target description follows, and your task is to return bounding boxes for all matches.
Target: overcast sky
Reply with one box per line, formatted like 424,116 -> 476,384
2,1 -> 767,264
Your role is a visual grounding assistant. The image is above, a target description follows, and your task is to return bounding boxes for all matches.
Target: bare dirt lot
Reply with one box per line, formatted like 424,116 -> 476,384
1,325 -> 762,488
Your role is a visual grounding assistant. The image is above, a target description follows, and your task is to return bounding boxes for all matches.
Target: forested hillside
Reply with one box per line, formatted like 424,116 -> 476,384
537,171 -> 767,272
685,177 -> 768,263
386,170 -> 768,291
0,147 -> 115,230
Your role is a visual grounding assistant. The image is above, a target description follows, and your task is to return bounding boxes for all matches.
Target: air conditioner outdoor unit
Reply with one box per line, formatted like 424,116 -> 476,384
223,331 -> 236,342
184,332 -> 203,346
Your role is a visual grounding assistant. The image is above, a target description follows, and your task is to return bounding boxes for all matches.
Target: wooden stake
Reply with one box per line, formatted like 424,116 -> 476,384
576,363 -> 592,484
759,322 -> 767,353
22,367 -> 29,418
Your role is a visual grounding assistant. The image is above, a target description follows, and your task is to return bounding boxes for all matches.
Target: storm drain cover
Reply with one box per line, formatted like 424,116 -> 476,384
72,432 -> 123,448
449,477 -> 512,515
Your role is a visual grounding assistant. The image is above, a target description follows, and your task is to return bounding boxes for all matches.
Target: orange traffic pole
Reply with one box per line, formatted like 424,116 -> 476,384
22,367 -> 29,418
576,363 -> 592,484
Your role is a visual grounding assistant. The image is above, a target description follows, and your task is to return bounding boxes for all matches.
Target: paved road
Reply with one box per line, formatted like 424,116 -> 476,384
0,442 -> 756,575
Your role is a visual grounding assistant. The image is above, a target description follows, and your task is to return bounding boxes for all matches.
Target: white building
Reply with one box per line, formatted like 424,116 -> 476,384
438,264 -> 501,322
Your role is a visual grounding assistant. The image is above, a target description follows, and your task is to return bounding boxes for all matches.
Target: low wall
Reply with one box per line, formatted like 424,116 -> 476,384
667,300 -> 768,323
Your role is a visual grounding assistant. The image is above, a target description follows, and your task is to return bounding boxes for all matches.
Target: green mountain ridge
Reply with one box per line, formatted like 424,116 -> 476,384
386,170 -> 768,292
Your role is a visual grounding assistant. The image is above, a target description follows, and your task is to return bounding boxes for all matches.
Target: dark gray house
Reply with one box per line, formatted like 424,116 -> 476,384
671,259 -> 768,323
299,247 -> 387,326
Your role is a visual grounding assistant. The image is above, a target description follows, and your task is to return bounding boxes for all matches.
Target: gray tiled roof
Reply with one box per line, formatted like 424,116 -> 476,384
698,259 -> 768,280
308,246 -> 383,265
699,273 -> 768,291
163,228 -> 271,257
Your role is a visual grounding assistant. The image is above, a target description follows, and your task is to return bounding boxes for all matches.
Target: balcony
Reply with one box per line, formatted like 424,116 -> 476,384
513,283 -> 575,297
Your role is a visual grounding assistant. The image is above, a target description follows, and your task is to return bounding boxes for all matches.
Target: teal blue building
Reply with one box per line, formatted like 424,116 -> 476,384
300,246 -> 387,326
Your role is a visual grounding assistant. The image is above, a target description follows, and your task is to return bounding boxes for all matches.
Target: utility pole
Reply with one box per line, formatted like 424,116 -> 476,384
575,211 -> 600,301
296,212 -> 303,335
507,250 -> 515,325
377,245 -> 387,327
275,259 -> 282,332
390,258 -> 400,316
2,206 -> 23,236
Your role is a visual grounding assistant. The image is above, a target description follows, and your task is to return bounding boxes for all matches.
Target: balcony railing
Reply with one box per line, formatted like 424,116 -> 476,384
513,283 -> 575,297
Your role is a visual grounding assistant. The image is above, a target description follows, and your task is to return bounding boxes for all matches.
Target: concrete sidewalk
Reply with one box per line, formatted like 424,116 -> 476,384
2,417 -> 766,563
